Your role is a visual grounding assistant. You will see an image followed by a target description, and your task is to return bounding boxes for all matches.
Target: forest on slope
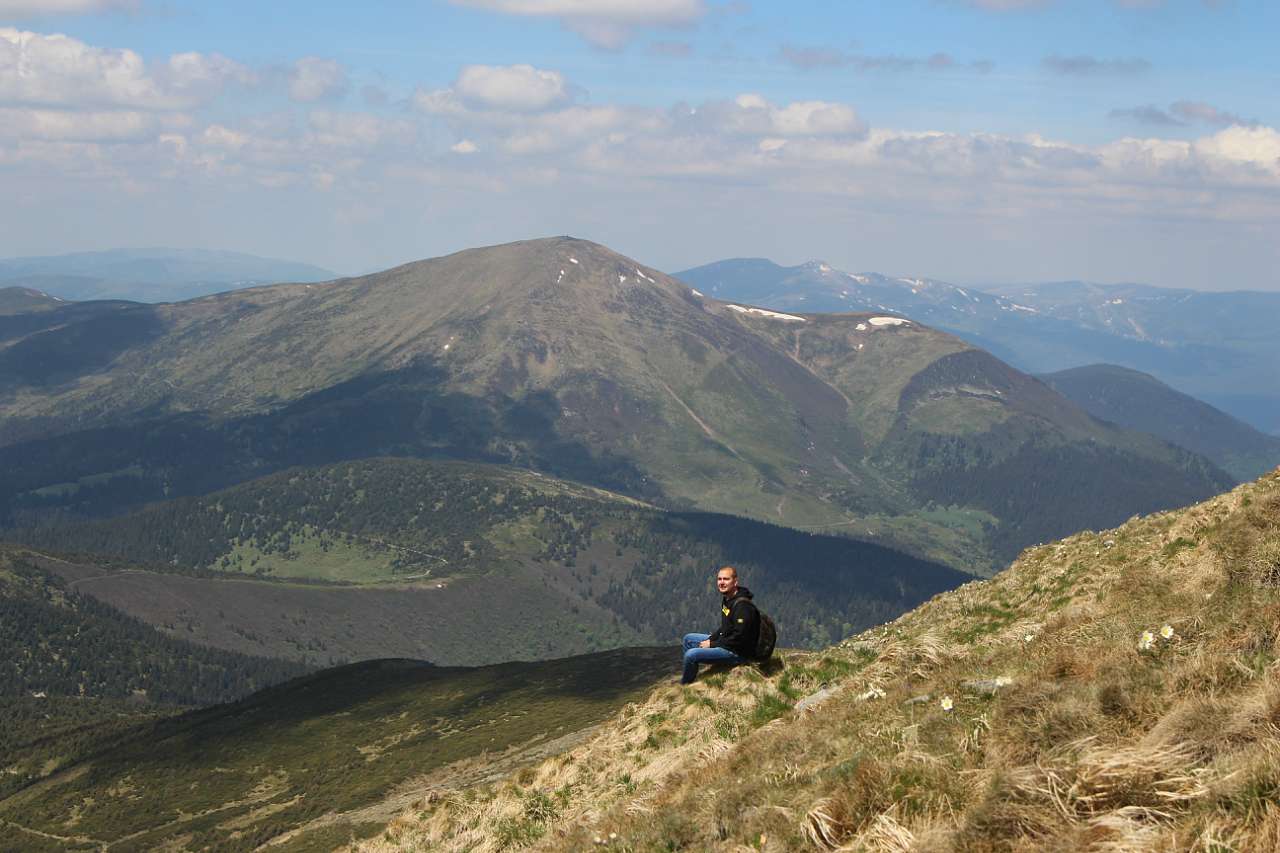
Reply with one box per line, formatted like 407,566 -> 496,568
12,458 -> 970,662
0,547 -> 308,705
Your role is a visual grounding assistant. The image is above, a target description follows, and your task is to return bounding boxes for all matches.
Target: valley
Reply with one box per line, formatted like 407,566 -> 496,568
11,457 -> 967,666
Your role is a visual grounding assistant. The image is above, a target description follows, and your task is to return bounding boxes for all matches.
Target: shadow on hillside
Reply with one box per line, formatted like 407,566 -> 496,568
0,356 -> 659,526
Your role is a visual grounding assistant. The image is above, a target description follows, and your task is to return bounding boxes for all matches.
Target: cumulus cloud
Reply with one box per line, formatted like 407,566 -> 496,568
1043,54 -> 1150,75
288,57 -> 348,103
415,63 -> 572,115
1193,125 -> 1280,176
448,0 -> 707,48
0,28 -> 253,110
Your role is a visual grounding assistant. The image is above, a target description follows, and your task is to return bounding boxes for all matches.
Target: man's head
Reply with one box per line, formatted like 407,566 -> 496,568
715,565 -> 739,598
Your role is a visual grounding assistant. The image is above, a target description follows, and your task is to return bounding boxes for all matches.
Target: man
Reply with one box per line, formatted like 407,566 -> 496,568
681,565 -> 760,684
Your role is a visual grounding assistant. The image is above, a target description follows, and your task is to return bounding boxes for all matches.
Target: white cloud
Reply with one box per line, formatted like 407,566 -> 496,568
0,105 -> 156,140
449,0 -> 706,48
690,94 -> 867,138
0,0 -> 135,15
0,28 -> 252,110
454,64 -> 570,112
1193,125 -> 1280,176
288,57 -> 348,103
451,139 -> 478,153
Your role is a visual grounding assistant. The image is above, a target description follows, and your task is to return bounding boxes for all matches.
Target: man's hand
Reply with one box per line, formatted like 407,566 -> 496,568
699,639 -> 711,648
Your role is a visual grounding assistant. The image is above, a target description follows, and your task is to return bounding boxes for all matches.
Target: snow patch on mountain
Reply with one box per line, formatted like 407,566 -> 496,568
726,304 -> 806,322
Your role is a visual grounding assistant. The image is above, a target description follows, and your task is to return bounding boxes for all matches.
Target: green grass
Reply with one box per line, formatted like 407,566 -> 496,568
218,528 -> 397,583
0,648 -> 673,852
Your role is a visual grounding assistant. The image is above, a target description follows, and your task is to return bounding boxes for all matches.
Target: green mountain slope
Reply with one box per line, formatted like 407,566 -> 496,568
371,468 -> 1280,853
13,458 -> 968,666
1042,363 -> 1280,482
0,546 -> 307,705
0,286 -> 63,316
0,237 -> 1231,572
0,648 -> 672,852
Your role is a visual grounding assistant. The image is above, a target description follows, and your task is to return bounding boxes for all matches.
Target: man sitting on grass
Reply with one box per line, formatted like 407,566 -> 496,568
681,565 -> 760,684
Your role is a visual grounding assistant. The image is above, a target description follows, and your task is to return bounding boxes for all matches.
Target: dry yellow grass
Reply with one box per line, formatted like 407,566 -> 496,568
354,469 -> 1280,852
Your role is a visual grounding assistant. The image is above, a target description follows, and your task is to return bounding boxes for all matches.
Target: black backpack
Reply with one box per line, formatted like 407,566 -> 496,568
734,597 -> 776,661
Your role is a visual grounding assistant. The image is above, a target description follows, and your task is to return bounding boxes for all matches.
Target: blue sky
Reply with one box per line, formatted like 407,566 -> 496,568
2,0 -> 1278,289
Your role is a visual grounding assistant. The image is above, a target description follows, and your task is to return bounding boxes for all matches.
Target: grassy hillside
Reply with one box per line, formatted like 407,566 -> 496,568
0,286 -> 62,315
0,648 -> 672,852
12,458 -> 968,666
0,237 -> 1231,574
1043,363 -> 1280,482
366,466 -> 1280,852
0,546 -> 307,706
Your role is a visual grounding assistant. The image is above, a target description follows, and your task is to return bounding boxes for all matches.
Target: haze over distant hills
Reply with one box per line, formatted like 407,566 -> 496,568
0,248 -> 337,303
676,259 -> 1280,436
0,237 -> 1229,576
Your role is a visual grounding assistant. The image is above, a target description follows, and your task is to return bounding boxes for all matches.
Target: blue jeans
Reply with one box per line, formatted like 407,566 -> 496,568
681,632 -> 743,684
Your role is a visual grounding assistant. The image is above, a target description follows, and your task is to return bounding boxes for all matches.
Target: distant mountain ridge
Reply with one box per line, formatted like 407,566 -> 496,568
1041,364 -> 1280,482
676,258 -> 1280,435
0,237 -> 1231,573
0,247 -> 337,303
988,279 -> 1280,434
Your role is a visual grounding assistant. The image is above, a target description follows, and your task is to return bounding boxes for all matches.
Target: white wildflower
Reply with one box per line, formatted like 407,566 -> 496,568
1023,632 -> 1035,644
940,696 -> 954,712
610,833 -> 618,840
1160,624 -> 1175,640
1138,630 -> 1155,651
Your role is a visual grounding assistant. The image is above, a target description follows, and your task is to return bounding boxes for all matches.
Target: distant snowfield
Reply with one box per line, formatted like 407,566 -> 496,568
868,316 -> 910,327
726,304 -> 806,322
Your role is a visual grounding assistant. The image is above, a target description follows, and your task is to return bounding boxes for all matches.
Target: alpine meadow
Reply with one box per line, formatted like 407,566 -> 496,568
2,3 -> 1278,852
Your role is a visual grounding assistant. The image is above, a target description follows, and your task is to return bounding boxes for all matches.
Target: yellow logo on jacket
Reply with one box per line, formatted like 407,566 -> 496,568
722,606 -> 730,616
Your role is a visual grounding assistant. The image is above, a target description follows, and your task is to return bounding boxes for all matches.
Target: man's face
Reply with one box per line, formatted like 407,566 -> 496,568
716,569 -> 738,597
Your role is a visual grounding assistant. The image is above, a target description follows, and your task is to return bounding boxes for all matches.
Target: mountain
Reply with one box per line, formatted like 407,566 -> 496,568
1042,364 -> 1280,482
0,545 -> 307,705
0,286 -> 64,316
13,469 -> 1280,851
11,458 -> 967,666
675,257 -> 1038,326
0,248 -> 337,303
0,647 -> 673,851
678,259 -> 1280,436
370,469 -> 1280,852
0,237 -> 1230,573
987,280 -> 1280,434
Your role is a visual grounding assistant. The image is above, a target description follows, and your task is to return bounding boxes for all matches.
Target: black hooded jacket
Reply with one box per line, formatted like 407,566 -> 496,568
708,586 -> 760,658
